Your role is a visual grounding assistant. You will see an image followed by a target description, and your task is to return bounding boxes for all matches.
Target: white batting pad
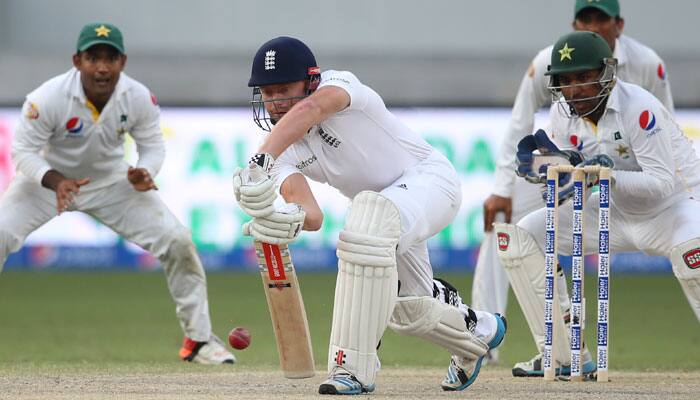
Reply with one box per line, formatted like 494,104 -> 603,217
494,222 -> 571,364
670,238 -> 700,322
328,191 -> 401,385
389,296 -> 488,359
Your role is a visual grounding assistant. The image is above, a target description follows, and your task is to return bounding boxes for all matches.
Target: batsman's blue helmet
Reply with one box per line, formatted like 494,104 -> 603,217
248,36 -> 321,131
248,36 -> 320,87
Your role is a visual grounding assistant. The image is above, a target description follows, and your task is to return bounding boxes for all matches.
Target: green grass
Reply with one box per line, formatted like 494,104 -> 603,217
0,271 -> 697,371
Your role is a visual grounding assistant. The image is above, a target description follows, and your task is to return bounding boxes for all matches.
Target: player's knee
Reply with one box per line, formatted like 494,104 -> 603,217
493,222 -> 541,265
670,238 -> 700,320
670,238 -> 700,280
337,191 -> 401,267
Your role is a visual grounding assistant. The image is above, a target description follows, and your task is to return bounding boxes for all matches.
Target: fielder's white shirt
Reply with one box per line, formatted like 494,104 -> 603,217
546,80 -> 700,216
493,35 -> 674,197
12,68 -> 164,189
271,70 -> 434,198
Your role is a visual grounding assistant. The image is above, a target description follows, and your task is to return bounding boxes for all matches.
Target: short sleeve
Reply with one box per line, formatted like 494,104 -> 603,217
270,148 -> 302,189
318,70 -> 369,111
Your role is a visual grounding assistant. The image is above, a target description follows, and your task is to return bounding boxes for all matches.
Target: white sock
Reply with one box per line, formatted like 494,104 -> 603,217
473,310 -> 498,344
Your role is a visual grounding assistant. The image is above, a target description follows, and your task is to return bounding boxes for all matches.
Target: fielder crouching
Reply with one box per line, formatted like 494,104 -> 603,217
233,36 -> 506,395
496,31 -> 700,378
2,23 -> 234,364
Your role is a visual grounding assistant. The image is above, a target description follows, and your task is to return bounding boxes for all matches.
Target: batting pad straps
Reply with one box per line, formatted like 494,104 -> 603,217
337,231 -> 397,266
389,296 -> 489,360
328,191 -> 401,386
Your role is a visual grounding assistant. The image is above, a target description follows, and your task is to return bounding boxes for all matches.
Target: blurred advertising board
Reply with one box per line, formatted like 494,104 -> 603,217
2,107 -> 699,272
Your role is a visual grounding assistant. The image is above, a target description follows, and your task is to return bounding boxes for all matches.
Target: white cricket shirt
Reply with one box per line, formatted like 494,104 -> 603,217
494,35 -> 674,198
547,80 -> 700,216
270,70 -> 434,199
12,68 -> 164,189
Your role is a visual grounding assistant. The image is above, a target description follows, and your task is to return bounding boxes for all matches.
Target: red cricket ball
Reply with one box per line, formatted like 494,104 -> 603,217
228,327 -> 251,350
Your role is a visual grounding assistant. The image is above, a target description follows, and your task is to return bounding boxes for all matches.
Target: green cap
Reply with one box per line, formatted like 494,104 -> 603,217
76,23 -> 124,53
545,31 -> 613,76
574,0 -> 620,18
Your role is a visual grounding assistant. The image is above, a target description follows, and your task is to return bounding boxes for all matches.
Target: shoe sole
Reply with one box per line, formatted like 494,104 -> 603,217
512,360 -> 597,377
318,384 -> 374,395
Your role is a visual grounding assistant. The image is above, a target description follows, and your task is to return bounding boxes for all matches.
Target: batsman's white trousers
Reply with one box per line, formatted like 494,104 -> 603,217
472,180 -> 543,316
380,151 -> 461,297
0,174 -> 212,341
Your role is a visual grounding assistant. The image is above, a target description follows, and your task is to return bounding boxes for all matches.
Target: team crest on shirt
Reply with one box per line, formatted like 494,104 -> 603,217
117,114 -> 128,136
65,117 -> 84,136
615,144 -> 630,159
24,101 -> 40,120
317,126 -> 341,148
568,134 -> 584,151
639,110 -> 661,137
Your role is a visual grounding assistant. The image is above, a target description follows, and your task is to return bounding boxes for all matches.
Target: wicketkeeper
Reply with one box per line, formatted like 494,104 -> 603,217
495,31 -> 700,378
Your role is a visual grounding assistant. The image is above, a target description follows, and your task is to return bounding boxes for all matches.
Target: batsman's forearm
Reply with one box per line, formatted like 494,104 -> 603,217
258,101 -> 324,158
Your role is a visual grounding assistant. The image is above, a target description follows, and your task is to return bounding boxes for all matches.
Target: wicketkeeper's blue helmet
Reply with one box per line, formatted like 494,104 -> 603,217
248,36 -> 321,131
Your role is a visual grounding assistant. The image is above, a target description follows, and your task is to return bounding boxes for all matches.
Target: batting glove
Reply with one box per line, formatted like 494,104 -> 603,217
233,153 -> 277,218
243,203 -> 306,245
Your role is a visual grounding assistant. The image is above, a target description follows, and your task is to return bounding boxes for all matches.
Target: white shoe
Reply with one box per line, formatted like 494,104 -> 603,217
318,366 -> 375,395
511,348 -> 595,377
179,335 -> 236,365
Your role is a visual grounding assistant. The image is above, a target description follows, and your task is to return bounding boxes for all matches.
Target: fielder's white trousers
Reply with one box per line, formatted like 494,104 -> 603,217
0,174 -> 212,341
518,190 -> 700,257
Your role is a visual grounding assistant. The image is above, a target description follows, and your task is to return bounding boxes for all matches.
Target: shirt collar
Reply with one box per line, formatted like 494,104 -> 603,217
612,36 -> 626,66
603,81 -> 621,114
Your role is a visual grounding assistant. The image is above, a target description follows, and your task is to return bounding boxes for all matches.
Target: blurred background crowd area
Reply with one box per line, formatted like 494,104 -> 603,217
0,0 -> 699,271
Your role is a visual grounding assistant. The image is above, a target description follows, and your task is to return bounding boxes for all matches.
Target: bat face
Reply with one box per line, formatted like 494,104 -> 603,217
254,241 -> 315,378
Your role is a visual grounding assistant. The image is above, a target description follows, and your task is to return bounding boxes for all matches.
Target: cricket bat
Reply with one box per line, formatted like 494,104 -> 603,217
254,240 -> 315,378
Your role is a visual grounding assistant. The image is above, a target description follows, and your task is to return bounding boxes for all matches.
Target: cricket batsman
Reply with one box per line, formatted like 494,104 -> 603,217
233,36 -> 507,394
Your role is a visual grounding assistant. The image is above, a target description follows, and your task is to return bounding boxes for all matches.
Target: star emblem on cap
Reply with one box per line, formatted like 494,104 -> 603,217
94,25 -> 111,37
559,43 -> 575,62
